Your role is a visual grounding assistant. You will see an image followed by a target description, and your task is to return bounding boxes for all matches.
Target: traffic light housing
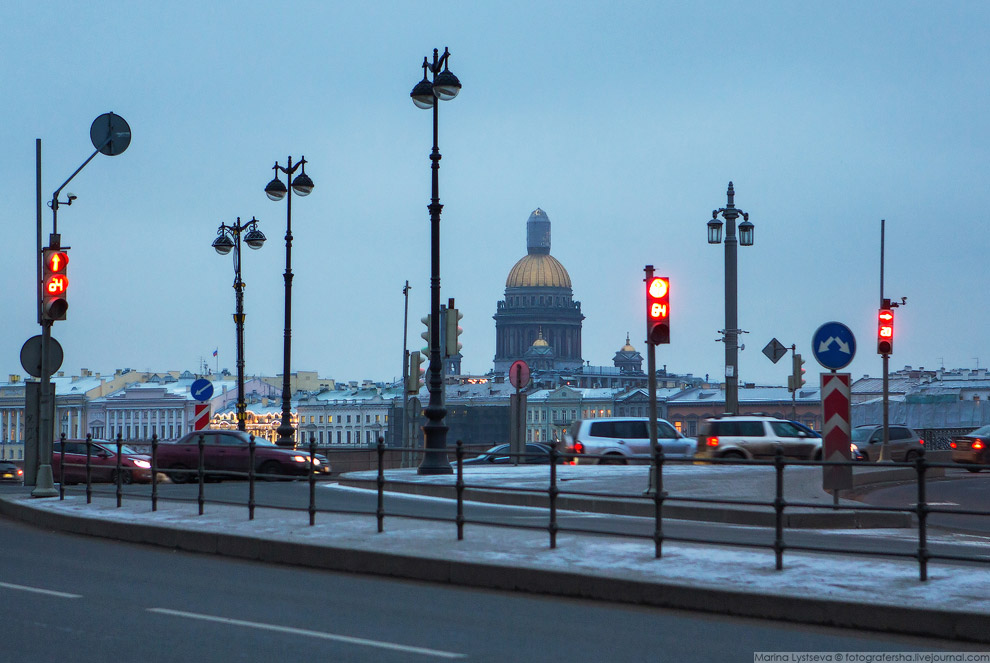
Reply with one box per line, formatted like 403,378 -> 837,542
788,353 -> 806,392
420,314 -> 433,355
445,307 -> 463,357
41,248 -> 69,321
406,351 -> 425,394
646,276 -> 670,345
877,307 -> 894,355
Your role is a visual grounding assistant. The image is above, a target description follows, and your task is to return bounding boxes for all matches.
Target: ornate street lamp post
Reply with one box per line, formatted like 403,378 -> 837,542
265,157 -> 314,447
707,182 -> 754,415
213,217 -> 266,431
410,47 -> 461,475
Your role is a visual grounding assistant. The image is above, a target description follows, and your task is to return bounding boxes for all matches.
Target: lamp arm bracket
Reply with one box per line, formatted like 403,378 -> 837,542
51,147 -> 101,210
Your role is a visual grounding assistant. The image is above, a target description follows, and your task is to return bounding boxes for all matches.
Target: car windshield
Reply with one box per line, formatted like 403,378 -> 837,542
851,428 -> 873,442
96,443 -> 141,455
969,425 -> 990,437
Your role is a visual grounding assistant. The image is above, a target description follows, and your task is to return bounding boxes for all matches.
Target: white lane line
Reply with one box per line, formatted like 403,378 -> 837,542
0,581 -> 81,599
147,608 -> 465,659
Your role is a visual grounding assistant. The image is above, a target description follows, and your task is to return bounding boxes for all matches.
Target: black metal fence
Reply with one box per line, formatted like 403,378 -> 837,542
52,432 -> 990,582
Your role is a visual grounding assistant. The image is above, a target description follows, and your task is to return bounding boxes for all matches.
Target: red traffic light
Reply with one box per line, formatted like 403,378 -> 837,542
42,248 -> 69,321
877,308 -> 894,355
646,276 -> 670,345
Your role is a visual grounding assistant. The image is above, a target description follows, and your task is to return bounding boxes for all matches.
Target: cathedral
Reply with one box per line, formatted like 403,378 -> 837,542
493,209 -> 585,373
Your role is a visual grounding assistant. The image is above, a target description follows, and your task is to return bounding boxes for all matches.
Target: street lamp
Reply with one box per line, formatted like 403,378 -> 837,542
265,156 -> 314,447
707,181 -> 754,416
410,46 -> 461,475
213,217 -> 266,432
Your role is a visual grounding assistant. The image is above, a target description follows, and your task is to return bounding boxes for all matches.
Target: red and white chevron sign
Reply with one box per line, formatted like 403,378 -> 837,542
821,372 -> 852,491
194,404 -> 211,431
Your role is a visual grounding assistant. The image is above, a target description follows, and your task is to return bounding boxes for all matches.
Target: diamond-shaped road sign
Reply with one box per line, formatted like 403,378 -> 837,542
762,338 -> 788,364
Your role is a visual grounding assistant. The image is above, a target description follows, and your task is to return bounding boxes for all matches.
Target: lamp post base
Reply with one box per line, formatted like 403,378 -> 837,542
31,464 -> 58,498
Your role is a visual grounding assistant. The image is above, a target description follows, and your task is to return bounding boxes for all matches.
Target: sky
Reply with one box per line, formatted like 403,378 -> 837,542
2,1 -> 988,389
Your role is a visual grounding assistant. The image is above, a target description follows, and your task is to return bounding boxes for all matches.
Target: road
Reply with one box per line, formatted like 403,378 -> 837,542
53,478 -> 990,566
0,516 -> 978,662
855,472 -> 990,535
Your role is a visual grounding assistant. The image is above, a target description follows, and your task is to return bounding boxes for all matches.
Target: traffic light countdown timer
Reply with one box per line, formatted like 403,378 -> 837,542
646,276 -> 670,345
42,247 -> 69,321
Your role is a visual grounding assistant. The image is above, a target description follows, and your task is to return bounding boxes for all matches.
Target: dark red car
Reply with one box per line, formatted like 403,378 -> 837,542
950,425 -> 990,472
157,430 -> 329,482
52,439 -> 153,484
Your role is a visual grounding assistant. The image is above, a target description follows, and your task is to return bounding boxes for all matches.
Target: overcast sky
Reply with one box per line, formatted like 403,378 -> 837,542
2,1 -> 987,388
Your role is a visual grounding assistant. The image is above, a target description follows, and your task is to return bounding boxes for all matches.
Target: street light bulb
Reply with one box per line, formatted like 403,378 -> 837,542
213,234 -> 234,255
738,218 -> 755,246
707,218 -> 723,245
433,70 -> 462,101
244,228 -> 267,249
265,177 -> 287,201
291,172 -> 314,196
411,79 -> 436,109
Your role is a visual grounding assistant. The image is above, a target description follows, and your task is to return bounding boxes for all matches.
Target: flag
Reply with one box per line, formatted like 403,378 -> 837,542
213,348 -> 218,357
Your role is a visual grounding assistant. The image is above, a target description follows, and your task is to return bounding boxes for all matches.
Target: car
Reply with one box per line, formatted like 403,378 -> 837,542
849,424 -> 925,462
949,425 -> 990,472
460,443 -> 558,465
157,430 -> 329,483
52,439 -> 154,484
0,460 -> 23,483
696,415 -> 822,460
291,445 -> 332,475
564,417 -> 696,465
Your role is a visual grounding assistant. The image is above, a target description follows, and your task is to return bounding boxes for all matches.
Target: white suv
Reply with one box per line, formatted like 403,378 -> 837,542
564,417 -> 696,465
696,415 -> 822,460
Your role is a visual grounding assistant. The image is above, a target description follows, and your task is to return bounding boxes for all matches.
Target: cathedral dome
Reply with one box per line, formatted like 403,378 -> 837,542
506,254 -> 572,289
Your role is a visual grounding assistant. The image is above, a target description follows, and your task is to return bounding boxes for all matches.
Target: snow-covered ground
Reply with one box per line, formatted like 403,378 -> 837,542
12,486 -> 990,617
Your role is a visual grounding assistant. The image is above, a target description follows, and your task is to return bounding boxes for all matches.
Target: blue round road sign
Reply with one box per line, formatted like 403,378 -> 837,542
191,378 -> 214,402
812,322 -> 856,371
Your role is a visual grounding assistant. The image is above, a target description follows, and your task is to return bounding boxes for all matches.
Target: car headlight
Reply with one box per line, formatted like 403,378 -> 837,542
312,458 -> 321,466
132,459 -> 152,469
291,455 -> 308,463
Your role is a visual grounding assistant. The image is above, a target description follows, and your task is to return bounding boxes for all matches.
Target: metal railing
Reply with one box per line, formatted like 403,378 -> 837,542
51,433 -> 990,582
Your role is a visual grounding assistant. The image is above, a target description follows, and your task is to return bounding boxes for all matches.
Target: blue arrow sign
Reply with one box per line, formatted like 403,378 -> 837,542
191,378 -> 214,402
812,322 -> 856,371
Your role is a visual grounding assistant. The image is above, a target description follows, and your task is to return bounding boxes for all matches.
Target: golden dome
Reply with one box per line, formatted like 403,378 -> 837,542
621,333 -> 636,352
533,329 -> 549,347
506,253 -> 572,289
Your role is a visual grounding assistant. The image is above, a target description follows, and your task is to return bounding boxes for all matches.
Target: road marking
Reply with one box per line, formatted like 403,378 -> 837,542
147,608 -> 465,659
0,581 -> 81,599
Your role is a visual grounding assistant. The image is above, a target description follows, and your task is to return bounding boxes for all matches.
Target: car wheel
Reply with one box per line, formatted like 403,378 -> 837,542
720,450 -> 746,461
110,470 -> 133,485
167,464 -> 190,484
598,454 -> 627,465
967,466 -> 982,473
259,460 -> 284,480
905,450 -> 920,463
812,449 -> 823,461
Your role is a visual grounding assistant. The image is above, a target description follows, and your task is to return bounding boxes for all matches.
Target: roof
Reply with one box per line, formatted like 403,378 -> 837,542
505,253 -> 571,289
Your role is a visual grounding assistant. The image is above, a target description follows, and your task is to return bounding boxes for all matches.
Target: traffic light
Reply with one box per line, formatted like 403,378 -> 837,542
646,276 -> 670,344
420,314 -> 433,355
445,307 -> 463,357
877,307 -> 894,355
406,351 -> 425,394
41,248 -> 69,321
788,353 -> 806,392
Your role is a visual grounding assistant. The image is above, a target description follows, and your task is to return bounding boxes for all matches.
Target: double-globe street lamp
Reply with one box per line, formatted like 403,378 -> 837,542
213,217 -> 266,431
265,157 -> 314,447
707,181 -> 755,416
410,46 -> 461,475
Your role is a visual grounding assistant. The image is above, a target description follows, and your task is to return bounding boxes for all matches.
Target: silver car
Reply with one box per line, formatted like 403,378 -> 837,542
696,415 -> 822,460
850,424 -> 925,462
564,417 -> 695,465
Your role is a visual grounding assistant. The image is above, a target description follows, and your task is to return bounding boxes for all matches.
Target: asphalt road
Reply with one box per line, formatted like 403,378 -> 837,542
54,479 -> 990,566
855,473 -> 990,535
0,516 -> 978,662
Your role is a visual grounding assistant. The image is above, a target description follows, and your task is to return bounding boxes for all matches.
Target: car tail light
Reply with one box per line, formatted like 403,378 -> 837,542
17,469 -> 23,477
974,440 -> 985,451
950,441 -> 957,449
919,439 -> 924,445
573,441 -> 585,454
706,436 -> 719,447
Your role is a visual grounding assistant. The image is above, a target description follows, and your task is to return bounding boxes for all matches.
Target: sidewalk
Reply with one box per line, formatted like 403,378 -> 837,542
1,467 -> 988,644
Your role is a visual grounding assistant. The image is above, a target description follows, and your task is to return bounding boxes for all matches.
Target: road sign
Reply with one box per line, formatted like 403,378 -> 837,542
191,378 -> 214,402
193,404 -> 211,430
762,338 -> 788,364
812,321 -> 856,371
20,335 -> 64,378
509,360 -> 530,389
821,372 -> 853,492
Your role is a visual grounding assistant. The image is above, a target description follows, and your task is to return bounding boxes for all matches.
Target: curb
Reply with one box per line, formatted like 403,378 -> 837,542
337,479 -> 914,529
0,495 -> 985,644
